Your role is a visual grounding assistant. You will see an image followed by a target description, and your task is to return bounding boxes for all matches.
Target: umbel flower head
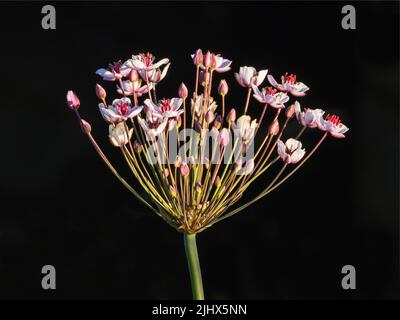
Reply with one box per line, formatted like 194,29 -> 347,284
66,50 -> 349,234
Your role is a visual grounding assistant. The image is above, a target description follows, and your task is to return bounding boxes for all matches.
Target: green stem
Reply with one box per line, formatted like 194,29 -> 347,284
184,233 -> 204,300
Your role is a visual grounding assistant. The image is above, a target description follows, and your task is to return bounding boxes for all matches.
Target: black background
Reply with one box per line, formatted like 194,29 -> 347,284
0,1 -> 398,299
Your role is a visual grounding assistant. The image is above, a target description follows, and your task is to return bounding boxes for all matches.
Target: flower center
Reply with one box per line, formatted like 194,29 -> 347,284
118,102 -> 129,115
141,52 -> 154,67
284,72 -> 297,84
109,61 -> 122,74
265,86 -> 277,95
325,114 -> 341,125
160,99 -> 172,112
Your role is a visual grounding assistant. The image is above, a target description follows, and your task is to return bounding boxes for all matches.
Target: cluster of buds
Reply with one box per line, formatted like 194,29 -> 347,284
66,50 -> 349,234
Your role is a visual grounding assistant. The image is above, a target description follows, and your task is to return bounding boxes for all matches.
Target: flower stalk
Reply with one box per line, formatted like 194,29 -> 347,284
184,233 -> 204,300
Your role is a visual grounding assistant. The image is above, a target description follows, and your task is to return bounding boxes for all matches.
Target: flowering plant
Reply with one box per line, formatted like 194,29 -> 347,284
66,49 -> 348,299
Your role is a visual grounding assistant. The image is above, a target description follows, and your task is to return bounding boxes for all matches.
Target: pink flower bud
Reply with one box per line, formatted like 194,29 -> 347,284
164,169 -> 170,177
285,104 -> 296,118
218,79 -> 229,96
179,82 -> 188,99
134,140 -> 142,153
210,53 -> 217,69
205,110 -> 215,124
219,128 -> 230,146
180,163 -> 190,177
80,119 -> 91,134
95,84 -> 106,100
244,159 -> 255,174
269,120 -> 280,135
130,69 -> 140,82
226,108 -> 236,123
66,90 -> 80,110
210,127 -> 219,140
203,51 -> 212,68
234,159 -> 243,172
193,49 -> 203,66
215,176 -> 221,188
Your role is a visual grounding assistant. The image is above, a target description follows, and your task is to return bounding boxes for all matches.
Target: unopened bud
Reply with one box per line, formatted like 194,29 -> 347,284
203,51 -> 212,68
218,79 -> 229,96
95,84 -> 107,100
285,104 -> 296,118
130,69 -> 140,82
218,128 -> 230,146
244,158 -> 255,175
134,140 -> 142,153
269,120 -> 280,135
66,90 -> 80,110
180,162 -> 190,177
234,159 -> 243,172
174,155 -> 182,168
179,82 -> 188,99
193,49 -> 203,66
210,53 -> 217,69
164,169 -> 170,177
195,120 -> 203,133
226,108 -> 236,123
80,119 -> 91,134
215,176 -> 222,188
195,182 -> 202,193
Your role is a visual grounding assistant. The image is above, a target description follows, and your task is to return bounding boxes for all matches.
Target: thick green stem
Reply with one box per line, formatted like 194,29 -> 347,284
184,233 -> 204,300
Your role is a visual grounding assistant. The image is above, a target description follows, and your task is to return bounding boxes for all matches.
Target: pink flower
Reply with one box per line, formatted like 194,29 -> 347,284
180,162 -> 190,177
277,138 -> 306,164
210,54 -> 232,73
178,82 -> 188,99
294,101 -> 325,128
144,98 -> 183,119
218,128 -> 230,146
317,114 -> 349,138
95,84 -> 107,100
96,60 -> 131,81
191,49 -> 203,66
252,85 -> 289,109
122,53 -> 170,83
235,66 -> 268,88
117,80 -> 153,97
99,97 -> 143,124
66,90 -> 80,110
267,72 -> 309,97
108,123 -> 133,147
137,114 -> 168,138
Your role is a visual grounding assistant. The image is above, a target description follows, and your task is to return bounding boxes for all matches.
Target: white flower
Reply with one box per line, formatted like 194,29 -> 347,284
109,123 -> 133,147
144,98 -> 183,119
210,54 -> 232,73
138,115 -> 168,139
235,66 -> 268,88
294,101 -> 325,128
232,115 -> 258,143
252,85 -> 289,109
99,97 -> 143,124
317,114 -> 349,138
277,138 -> 306,164
122,53 -> 170,83
96,61 -> 131,81
268,73 -> 309,97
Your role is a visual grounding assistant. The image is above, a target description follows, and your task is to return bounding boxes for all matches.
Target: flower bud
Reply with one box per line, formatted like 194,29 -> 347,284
179,82 -> 188,99
130,69 -> 140,82
193,49 -> 203,66
134,140 -> 142,153
210,127 -> 219,140
164,169 -> 170,177
205,110 -> 215,124
234,159 -> 243,172
66,90 -> 80,110
169,185 -> 177,198
195,182 -> 202,193
285,104 -> 296,118
269,120 -> 280,135
210,53 -> 217,69
80,119 -> 91,134
218,79 -> 229,96
218,128 -> 230,146
195,120 -> 203,133
204,157 -> 210,170
174,155 -> 182,168
180,162 -> 190,177
203,51 -> 212,68
214,115 -> 223,129
226,108 -> 236,123
95,84 -> 106,100
189,156 -> 196,166
244,158 -> 255,175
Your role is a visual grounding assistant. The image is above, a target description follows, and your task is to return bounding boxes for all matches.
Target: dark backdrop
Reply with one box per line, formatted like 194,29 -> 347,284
0,1 -> 398,299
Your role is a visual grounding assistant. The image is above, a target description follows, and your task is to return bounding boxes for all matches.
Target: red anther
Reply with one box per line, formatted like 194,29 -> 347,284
142,52 -> 154,67
265,86 -> 277,95
325,114 -> 341,125
109,61 -> 122,74
118,102 -> 129,115
160,99 -> 172,112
